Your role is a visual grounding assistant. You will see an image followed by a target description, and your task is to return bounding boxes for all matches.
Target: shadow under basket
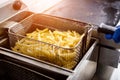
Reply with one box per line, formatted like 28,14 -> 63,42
8,13 -> 92,70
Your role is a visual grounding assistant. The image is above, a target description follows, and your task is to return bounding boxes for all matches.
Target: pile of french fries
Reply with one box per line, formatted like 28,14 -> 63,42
12,28 -> 83,69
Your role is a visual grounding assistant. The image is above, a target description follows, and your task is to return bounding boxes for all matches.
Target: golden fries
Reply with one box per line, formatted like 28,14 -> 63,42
12,28 -> 83,69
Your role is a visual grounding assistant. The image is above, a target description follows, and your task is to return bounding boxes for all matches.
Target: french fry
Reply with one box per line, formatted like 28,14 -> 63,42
12,28 -> 83,69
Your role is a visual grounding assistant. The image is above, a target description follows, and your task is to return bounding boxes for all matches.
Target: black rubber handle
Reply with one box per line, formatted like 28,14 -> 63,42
97,23 -> 117,34
98,27 -> 114,34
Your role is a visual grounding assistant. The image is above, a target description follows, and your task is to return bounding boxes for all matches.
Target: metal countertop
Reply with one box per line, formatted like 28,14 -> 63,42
43,0 -> 120,80
45,0 -> 120,26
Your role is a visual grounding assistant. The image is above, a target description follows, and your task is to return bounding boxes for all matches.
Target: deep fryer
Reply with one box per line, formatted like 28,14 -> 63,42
0,10 -> 98,80
0,0 -> 120,80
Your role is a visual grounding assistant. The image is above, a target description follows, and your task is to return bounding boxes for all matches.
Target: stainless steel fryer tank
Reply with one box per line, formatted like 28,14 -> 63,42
0,37 -> 99,80
0,1 -> 99,80
0,9 -> 99,80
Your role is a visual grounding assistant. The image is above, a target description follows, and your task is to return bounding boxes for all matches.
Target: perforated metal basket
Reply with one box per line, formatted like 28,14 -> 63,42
8,14 -> 92,69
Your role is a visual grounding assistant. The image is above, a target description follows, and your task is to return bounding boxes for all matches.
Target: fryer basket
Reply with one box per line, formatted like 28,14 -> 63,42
8,14 -> 92,69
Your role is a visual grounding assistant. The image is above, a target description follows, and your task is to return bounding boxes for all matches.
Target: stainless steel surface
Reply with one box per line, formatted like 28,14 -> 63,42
0,38 -> 98,80
93,21 -> 120,80
43,0 -> 120,80
98,46 -> 120,68
0,0 -> 27,24
93,63 -> 120,80
7,11 -> 33,22
45,0 -> 120,26
67,38 -> 99,80
21,0 -> 62,13
0,47 -> 72,79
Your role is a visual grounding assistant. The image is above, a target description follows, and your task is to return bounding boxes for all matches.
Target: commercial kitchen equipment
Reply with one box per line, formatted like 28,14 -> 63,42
0,0 -> 120,80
